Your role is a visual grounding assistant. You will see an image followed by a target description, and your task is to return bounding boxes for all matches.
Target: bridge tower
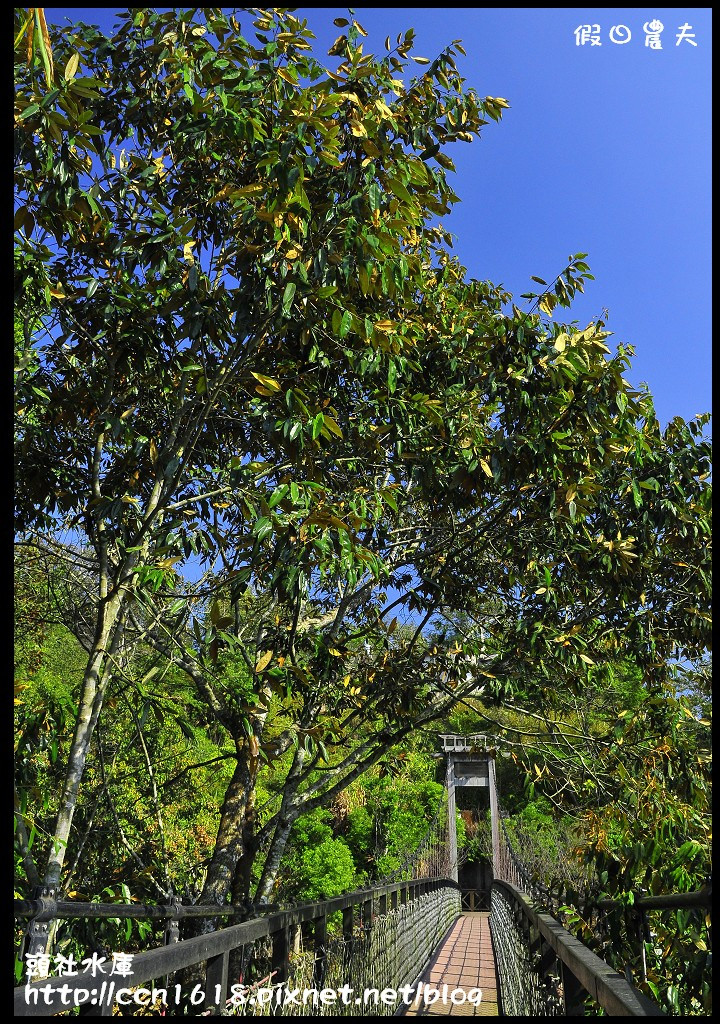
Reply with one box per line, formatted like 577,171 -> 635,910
439,734 -> 500,884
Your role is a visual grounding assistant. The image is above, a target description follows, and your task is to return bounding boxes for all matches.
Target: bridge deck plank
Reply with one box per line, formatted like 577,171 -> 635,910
403,912 -> 499,1016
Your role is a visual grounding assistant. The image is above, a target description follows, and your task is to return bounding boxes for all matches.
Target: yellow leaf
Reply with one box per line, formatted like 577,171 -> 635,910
255,650 -> 273,673
156,556 -> 181,569
349,120 -> 367,138
480,459 -> 493,478
64,52 -> 80,81
250,372 -> 281,393
236,182 -> 265,196
35,9 -> 54,86
183,240 -> 196,262
328,648 -> 343,657
579,653 -> 595,666
554,334 -> 568,353
323,415 -> 343,439
14,10 -> 33,50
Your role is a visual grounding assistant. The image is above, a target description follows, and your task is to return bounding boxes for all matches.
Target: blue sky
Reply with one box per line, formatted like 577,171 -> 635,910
45,7 -> 712,427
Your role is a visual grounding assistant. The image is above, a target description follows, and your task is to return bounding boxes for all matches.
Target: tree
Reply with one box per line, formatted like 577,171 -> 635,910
15,8 -> 711,920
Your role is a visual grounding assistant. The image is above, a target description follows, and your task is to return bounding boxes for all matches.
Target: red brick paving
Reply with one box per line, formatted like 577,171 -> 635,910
402,912 -> 499,1016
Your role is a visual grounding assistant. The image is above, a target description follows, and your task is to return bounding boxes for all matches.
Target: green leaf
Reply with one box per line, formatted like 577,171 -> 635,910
381,489 -> 398,512
339,310 -> 353,338
312,411 -> 324,439
268,484 -> 289,508
253,517 -> 274,541
282,280 -> 296,315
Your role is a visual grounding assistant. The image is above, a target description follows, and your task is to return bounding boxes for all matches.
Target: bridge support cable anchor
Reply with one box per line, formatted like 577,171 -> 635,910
163,895 -> 183,946
20,885 -> 58,970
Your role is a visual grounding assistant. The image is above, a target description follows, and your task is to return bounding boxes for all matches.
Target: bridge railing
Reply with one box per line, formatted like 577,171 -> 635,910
15,877 -> 461,1017
491,880 -> 665,1016
460,887 -> 490,911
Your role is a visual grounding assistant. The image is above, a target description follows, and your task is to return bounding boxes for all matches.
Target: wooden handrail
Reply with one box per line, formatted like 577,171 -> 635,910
14,877 -> 458,1016
492,880 -> 665,1016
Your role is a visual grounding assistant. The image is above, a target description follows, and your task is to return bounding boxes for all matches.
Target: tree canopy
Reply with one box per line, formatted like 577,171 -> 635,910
14,6 -> 711,937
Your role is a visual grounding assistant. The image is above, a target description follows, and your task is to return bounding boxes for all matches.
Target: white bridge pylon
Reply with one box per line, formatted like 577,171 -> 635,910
441,735 -> 501,885
439,733 -> 494,753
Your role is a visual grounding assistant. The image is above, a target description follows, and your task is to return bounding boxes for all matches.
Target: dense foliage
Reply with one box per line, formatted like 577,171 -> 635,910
14,7 -> 710,1014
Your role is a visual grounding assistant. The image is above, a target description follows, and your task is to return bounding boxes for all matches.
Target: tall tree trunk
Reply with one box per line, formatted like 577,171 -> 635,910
198,755 -> 251,914
254,746 -> 306,905
42,593 -> 125,892
230,747 -> 261,909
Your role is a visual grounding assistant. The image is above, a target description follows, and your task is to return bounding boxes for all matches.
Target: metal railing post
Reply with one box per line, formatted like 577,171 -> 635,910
204,950 -> 230,1016
313,914 -> 327,988
164,896 -> 182,946
22,885 -> 57,962
560,960 -> 586,1016
271,924 -> 290,986
342,905 -> 354,987
361,898 -> 372,931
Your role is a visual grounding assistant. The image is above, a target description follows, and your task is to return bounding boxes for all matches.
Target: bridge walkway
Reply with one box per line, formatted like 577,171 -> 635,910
404,912 -> 499,1017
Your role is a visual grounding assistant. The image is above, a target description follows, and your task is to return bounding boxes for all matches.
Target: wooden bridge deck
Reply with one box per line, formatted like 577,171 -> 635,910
403,912 -> 499,1016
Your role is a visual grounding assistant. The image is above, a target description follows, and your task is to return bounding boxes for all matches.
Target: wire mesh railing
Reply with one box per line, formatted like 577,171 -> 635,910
14,878 -> 461,1016
372,789 -> 450,887
228,883 -> 461,1017
491,880 -> 665,1016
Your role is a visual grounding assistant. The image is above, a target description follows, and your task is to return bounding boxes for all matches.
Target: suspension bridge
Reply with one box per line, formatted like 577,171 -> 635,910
15,735 -> 707,1016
